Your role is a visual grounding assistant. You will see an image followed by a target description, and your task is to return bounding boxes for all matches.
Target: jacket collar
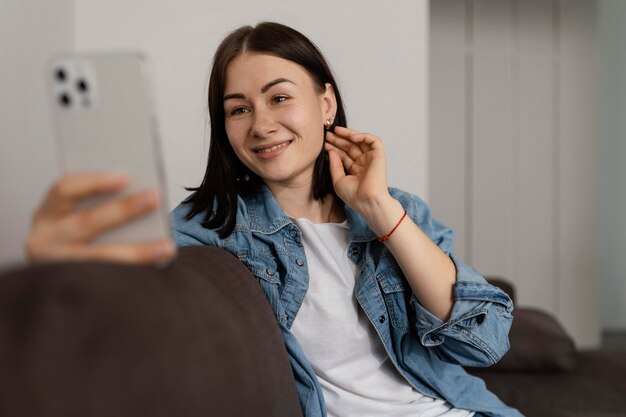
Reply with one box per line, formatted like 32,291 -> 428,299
243,185 -> 377,242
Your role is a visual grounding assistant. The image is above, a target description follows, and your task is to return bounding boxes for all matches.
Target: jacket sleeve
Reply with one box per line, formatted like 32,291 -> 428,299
393,189 -> 514,367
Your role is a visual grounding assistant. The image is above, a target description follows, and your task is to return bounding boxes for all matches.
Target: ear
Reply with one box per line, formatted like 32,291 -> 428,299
320,83 -> 337,125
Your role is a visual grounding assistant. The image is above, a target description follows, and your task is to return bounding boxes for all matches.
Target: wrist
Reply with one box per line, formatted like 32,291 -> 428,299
359,196 -> 406,238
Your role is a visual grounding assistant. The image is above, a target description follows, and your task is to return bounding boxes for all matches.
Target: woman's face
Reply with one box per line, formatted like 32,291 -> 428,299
223,53 -> 336,190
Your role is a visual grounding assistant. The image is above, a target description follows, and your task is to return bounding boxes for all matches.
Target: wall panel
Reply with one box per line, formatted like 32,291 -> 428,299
429,0 -> 600,347
471,53 -> 514,278
516,0 -> 557,313
428,49 -> 467,261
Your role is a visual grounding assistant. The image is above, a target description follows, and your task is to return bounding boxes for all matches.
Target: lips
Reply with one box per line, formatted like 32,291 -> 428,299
253,140 -> 292,154
252,140 -> 293,161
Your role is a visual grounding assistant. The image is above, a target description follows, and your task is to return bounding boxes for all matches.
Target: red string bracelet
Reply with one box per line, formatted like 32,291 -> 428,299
376,210 -> 407,242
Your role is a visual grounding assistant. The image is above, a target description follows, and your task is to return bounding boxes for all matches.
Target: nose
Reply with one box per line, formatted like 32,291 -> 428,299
250,107 -> 277,138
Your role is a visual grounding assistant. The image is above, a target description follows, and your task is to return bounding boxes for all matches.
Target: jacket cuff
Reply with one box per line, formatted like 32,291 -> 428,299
411,257 -> 514,364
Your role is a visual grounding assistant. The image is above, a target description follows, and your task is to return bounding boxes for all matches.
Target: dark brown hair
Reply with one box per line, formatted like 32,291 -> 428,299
184,22 -> 347,238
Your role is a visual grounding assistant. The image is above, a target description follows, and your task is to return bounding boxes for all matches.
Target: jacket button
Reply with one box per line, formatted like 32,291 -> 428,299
379,315 -> 386,323
290,230 -> 298,238
296,259 -> 304,266
266,268 -> 275,276
351,247 -> 360,255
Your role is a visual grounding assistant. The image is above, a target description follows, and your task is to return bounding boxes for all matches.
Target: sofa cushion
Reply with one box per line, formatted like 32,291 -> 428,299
475,350 -> 626,416
0,246 -> 303,417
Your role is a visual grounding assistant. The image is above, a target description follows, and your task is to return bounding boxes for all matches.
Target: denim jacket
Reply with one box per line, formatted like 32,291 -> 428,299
171,186 -> 524,417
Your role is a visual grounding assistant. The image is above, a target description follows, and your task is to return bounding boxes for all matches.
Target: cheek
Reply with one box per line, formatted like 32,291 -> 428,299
285,105 -> 324,139
226,136 -> 255,171
225,122 -> 245,150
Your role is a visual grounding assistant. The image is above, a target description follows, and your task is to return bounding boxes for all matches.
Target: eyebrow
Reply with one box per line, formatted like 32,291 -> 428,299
223,78 -> 296,101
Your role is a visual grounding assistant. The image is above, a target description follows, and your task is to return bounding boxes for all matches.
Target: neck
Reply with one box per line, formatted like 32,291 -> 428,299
267,181 -> 343,224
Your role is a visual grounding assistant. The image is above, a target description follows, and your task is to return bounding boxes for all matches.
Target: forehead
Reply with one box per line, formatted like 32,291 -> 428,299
224,53 -> 317,92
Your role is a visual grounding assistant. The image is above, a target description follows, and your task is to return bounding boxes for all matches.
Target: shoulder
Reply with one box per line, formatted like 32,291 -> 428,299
169,194 -> 252,248
170,199 -> 213,247
388,187 -> 429,218
388,187 -> 455,251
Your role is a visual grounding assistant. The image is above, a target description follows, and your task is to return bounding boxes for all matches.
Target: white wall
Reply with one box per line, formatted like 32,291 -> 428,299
0,0 -> 74,267
72,0 -> 428,211
0,0 -> 429,267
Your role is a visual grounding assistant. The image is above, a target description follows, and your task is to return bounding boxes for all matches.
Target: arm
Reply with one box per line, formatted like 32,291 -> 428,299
326,127 -> 454,320
395,191 -> 513,366
326,127 -> 513,366
356,196 -> 456,320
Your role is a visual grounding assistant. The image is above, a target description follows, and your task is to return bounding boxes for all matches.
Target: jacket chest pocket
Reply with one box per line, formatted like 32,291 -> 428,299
376,267 -> 409,332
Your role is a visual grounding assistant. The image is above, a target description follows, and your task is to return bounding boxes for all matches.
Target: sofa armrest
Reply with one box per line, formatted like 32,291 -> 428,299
0,246 -> 302,417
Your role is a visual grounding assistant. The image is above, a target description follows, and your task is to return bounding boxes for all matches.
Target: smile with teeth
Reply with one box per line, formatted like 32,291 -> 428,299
255,140 -> 292,154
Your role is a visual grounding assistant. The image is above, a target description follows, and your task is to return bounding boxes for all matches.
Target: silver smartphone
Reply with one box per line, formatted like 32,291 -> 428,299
48,52 -> 171,245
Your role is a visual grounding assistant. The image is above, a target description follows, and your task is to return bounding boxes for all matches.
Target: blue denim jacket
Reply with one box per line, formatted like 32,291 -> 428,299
171,186 -> 524,417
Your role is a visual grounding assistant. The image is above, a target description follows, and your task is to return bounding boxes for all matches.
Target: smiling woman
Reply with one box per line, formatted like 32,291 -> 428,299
169,22 -> 522,417
26,21 -> 522,417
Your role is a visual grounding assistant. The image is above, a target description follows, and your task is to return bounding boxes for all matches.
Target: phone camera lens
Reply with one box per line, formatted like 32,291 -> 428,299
59,93 -> 72,107
55,68 -> 66,82
76,79 -> 89,93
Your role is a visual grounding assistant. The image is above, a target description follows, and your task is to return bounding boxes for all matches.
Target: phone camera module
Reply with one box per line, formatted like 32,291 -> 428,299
76,79 -> 89,93
55,68 -> 67,82
59,93 -> 72,108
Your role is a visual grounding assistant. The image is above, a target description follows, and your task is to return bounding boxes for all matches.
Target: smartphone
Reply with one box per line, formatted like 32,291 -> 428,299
48,52 -> 171,245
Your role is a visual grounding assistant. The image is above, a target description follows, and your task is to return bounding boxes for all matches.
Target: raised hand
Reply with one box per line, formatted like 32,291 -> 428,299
324,126 -> 391,216
25,172 -> 175,265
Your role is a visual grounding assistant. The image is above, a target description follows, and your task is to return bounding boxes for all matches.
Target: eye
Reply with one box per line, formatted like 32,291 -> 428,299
229,106 -> 249,116
271,95 -> 289,104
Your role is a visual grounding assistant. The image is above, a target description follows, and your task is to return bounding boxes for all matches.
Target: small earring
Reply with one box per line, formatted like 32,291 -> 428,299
325,118 -> 332,128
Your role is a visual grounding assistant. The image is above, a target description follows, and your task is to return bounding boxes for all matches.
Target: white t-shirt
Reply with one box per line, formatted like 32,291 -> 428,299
290,218 -> 474,417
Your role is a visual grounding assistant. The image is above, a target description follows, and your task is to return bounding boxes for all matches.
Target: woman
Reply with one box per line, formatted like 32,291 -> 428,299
27,22 -> 522,417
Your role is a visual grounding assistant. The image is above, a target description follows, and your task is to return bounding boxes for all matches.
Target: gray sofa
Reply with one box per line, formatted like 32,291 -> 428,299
468,279 -> 626,417
1,247 -> 624,416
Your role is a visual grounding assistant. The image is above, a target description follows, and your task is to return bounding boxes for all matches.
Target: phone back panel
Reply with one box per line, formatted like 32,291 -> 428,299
49,53 -> 170,244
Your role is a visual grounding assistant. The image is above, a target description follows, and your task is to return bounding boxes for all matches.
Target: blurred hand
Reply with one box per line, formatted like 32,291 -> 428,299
25,172 -> 176,265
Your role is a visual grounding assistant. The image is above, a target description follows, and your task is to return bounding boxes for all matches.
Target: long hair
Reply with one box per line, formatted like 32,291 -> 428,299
185,22 -> 348,238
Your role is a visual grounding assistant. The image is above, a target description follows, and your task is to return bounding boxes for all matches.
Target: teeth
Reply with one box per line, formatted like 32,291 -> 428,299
257,141 -> 289,154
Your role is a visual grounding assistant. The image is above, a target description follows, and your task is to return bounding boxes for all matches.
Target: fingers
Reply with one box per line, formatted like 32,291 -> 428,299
26,173 -> 171,266
326,127 -> 386,175
331,126 -> 383,150
325,142 -> 356,173
84,239 -> 177,265
38,172 -> 129,219
31,238 -> 177,265
326,129 -> 382,162
34,172 -> 158,243
64,189 -> 160,242
326,132 -> 362,162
